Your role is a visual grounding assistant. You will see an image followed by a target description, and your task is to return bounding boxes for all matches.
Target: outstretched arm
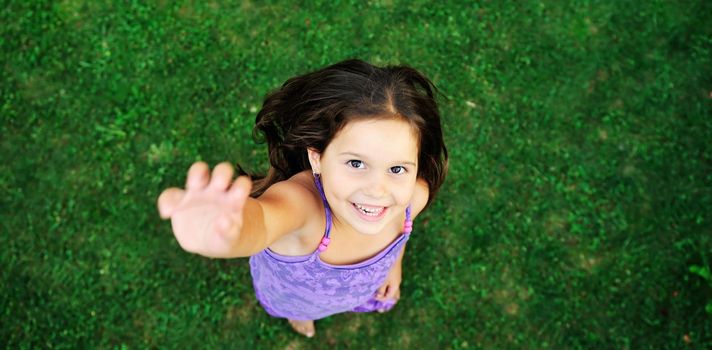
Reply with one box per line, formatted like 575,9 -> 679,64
157,162 -> 314,258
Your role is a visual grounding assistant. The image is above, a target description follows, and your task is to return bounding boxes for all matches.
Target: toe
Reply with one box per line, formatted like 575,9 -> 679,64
288,320 -> 315,338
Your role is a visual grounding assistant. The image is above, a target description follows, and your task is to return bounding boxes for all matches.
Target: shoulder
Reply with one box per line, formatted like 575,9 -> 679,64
249,171 -> 325,249
258,171 -> 321,212
410,178 -> 430,219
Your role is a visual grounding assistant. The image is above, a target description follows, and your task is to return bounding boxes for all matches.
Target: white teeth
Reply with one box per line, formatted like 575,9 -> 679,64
354,204 -> 384,216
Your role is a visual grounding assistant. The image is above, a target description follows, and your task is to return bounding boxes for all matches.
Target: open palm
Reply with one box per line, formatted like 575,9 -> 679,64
157,162 -> 251,258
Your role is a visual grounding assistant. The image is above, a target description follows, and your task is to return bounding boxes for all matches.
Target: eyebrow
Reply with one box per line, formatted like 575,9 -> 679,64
339,152 -> 417,166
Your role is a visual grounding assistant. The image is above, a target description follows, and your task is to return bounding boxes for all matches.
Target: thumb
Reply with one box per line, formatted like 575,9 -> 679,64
227,176 -> 252,213
217,176 -> 252,240
214,213 -> 236,237
157,188 -> 185,219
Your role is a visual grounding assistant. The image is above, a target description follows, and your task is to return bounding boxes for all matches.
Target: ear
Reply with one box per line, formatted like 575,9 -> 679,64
307,148 -> 322,174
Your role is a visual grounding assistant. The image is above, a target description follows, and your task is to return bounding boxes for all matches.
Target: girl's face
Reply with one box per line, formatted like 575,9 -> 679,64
308,117 -> 419,236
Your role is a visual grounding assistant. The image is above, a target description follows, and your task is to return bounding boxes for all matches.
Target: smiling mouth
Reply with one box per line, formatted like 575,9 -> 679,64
352,203 -> 386,217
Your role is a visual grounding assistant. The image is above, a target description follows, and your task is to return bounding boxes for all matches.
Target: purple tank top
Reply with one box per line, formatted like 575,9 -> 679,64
249,175 -> 413,321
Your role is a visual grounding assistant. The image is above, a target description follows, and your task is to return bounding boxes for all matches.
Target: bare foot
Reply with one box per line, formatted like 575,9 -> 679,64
288,319 -> 315,338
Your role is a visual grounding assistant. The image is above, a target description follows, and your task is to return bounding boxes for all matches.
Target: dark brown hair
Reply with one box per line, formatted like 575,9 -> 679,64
250,59 -> 448,206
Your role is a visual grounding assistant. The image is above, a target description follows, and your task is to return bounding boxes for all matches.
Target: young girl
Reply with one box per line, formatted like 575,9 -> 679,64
157,59 -> 448,338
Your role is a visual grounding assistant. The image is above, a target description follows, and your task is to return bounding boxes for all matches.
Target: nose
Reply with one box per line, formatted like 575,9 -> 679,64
363,173 -> 387,199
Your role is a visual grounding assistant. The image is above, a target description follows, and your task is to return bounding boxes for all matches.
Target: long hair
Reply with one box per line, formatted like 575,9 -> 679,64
250,59 -> 448,206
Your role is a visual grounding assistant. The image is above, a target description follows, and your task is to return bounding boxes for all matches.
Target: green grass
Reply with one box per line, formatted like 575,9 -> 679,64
2,0 -> 711,348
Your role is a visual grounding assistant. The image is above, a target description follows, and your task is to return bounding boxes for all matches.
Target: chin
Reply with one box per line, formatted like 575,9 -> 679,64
354,224 -> 386,236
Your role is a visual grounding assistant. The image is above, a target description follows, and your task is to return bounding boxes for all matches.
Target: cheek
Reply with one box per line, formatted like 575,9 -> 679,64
393,182 -> 417,204
325,178 -> 357,201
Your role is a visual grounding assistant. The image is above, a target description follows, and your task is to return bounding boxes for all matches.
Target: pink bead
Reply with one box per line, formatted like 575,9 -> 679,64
321,237 -> 331,245
318,244 -> 328,252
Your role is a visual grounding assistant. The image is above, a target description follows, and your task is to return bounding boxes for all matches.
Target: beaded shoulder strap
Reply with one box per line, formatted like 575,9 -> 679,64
403,205 -> 413,234
313,174 -> 333,252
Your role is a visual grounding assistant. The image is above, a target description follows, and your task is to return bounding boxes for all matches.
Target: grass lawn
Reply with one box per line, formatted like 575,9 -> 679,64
2,0 -> 711,348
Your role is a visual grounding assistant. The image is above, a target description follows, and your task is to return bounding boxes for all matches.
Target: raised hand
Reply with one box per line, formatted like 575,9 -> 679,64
157,162 -> 252,258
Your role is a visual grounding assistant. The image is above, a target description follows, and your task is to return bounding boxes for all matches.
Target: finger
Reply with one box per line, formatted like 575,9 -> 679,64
186,162 -> 210,190
209,162 -> 234,191
375,284 -> 388,301
157,188 -> 185,219
384,285 -> 400,300
227,176 -> 252,212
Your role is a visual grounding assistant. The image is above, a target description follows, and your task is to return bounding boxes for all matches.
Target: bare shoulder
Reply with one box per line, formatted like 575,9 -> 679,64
410,178 -> 430,219
254,171 -> 326,252
256,171 -> 323,233
258,171 -> 321,213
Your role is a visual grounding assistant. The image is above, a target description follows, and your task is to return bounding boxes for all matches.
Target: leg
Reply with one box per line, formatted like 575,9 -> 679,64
288,319 -> 315,338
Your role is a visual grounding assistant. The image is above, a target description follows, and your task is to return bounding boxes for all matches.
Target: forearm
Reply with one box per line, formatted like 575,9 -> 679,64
225,183 -> 313,257
228,197 -> 270,257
